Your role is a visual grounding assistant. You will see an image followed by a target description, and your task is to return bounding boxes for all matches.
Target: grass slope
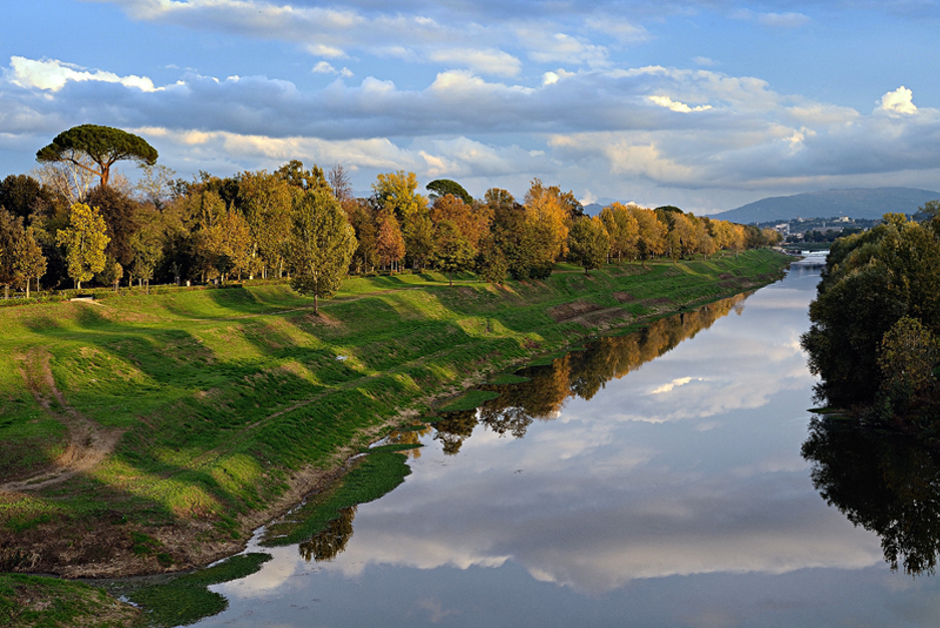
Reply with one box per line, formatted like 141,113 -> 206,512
0,250 -> 789,590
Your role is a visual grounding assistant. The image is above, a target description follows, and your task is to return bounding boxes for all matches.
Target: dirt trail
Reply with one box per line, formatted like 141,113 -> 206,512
0,349 -> 123,493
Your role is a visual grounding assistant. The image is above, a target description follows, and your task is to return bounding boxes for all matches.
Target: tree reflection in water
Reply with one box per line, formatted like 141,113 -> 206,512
433,293 -> 749,453
803,417 -> 940,576
299,506 -> 357,563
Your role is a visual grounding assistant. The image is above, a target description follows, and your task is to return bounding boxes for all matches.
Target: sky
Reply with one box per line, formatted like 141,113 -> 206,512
3,1 -> 940,214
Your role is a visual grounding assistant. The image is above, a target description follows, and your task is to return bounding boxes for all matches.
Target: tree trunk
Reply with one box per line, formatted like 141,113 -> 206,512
314,293 -> 318,315
25,278 -> 30,299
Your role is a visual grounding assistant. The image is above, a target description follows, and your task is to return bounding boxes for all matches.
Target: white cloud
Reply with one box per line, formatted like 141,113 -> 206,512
312,61 -> 353,77
8,56 -> 157,92
517,28 -> 610,67
880,86 -> 917,115
428,48 -> 522,77
649,95 -> 712,113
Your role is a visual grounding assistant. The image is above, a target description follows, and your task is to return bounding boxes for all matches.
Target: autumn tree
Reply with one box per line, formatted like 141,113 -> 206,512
483,189 -> 555,280
276,160 -> 330,195
56,203 -> 110,289
631,206 -> 666,259
189,191 -> 229,282
375,210 -> 406,273
524,179 -> 569,260
239,171 -> 292,278
373,171 -> 431,268
36,124 -> 158,189
599,203 -> 639,262
287,188 -> 357,314
567,216 -> 610,274
12,227 -> 47,298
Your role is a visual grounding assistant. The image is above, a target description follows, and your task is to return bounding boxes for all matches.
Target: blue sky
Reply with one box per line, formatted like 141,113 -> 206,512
3,1 -> 940,213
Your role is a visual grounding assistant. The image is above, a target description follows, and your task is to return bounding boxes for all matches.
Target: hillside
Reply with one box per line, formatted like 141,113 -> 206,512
713,188 -> 940,224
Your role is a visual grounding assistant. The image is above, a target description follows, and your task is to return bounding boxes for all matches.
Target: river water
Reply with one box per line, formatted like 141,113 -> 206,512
192,266 -> 940,627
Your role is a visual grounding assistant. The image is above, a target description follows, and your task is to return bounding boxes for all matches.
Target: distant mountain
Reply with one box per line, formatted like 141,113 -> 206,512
583,198 -> 627,216
713,188 -> 940,224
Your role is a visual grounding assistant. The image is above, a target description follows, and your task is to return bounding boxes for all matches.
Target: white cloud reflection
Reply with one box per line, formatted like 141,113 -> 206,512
217,271 -> 881,606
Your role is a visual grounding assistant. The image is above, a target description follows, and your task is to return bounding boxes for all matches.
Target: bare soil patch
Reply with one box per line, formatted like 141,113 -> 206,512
548,300 -> 604,322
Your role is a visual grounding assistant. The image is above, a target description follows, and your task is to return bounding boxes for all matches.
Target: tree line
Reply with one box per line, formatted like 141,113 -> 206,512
0,125 -> 781,304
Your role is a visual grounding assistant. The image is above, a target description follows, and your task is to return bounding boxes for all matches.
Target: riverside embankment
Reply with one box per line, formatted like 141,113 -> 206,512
0,250 -> 789,586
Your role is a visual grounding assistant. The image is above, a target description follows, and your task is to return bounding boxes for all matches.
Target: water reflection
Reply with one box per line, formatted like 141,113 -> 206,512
298,506 -> 357,563
433,292 -> 751,454
803,416 -> 940,576
195,268 -> 940,628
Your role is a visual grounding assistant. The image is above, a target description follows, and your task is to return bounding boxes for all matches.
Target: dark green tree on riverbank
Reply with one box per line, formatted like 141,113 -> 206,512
801,210 -> 940,412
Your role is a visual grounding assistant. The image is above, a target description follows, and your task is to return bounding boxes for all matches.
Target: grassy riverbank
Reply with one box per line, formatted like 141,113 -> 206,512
0,251 -> 789,593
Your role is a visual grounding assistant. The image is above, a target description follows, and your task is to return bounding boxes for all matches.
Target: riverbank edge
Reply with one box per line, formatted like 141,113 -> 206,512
0,252 -> 791,616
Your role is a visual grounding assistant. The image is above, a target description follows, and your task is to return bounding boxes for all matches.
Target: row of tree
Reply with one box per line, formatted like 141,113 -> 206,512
0,126 -> 781,303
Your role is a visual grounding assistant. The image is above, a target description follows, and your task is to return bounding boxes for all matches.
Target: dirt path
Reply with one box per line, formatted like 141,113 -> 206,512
0,350 -> 124,493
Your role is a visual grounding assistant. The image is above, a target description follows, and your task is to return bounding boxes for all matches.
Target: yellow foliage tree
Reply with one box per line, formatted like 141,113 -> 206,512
56,203 -> 110,290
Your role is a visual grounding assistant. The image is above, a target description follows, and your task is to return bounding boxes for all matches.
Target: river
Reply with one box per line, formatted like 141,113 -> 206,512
189,266 -> 940,627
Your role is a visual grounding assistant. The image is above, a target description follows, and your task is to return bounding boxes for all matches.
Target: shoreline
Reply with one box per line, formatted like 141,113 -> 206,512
0,251 -> 791,584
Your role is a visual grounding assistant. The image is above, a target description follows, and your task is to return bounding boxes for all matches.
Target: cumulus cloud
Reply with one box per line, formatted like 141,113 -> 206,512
312,61 -> 353,77
880,85 -> 918,115
5,49 -> 940,209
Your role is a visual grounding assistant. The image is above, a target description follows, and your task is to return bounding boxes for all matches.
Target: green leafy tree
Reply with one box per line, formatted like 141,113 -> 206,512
56,203 -> 110,289
287,189 -> 357,314
96,255 -> 124,291
348,201 -> 378,274
567,216 -> 610,274
431,219 -> 475,286
802,215 -> 940,408
36,124 -> 158,189
129,227 -> 163,292
12,226 -> 47,298
0,209 -> 24,298
426,179 -> 473,205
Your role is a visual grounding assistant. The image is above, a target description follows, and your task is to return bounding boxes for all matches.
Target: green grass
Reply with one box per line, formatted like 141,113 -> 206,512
105,552 -> 272,628
0,574 -> 139,627
261,449 -> 412,547
436,390 -> 502,412
0,249 -> 790,581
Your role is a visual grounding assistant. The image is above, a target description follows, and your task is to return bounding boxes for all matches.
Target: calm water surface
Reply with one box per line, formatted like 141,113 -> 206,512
195,267 -> 940,627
